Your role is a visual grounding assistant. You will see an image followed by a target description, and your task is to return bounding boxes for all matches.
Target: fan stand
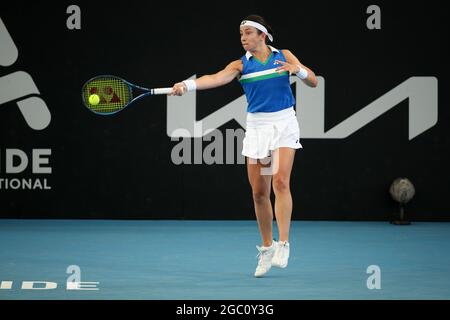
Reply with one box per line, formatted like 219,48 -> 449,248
390,203 -> 411,225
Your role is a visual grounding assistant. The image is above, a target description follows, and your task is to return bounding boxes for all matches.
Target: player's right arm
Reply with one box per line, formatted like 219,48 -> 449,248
171,60 -> 242,95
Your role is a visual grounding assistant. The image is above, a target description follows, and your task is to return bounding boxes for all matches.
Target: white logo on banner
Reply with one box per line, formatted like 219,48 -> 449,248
0,17 -> 51,130
167,76 -> 437,165
0,18 -> 52,190
167,76 -> 437,140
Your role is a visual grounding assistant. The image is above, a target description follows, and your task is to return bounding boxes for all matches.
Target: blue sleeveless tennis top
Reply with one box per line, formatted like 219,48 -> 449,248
239,46 -> 295,113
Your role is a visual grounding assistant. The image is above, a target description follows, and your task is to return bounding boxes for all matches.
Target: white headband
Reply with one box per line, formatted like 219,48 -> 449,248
240,20 -> 273,42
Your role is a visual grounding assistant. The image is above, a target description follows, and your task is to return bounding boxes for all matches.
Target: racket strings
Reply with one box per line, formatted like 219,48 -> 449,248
83,77 -> 132,114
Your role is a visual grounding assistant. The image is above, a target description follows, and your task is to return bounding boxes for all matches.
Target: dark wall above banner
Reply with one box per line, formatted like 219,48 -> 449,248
0,1 -> 449,220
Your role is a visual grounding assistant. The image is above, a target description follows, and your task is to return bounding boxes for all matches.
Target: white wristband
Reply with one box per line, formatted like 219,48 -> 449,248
296,65 -> 308,80
182,79 -> 197,91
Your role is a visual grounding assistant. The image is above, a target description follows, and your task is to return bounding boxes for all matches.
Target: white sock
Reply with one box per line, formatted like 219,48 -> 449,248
262,241 -> 275,250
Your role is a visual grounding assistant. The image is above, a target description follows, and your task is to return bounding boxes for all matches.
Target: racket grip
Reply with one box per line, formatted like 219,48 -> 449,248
152,88 -> 173,95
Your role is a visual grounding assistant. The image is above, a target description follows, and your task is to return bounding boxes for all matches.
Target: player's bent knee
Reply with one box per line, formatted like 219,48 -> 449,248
273,177 -> 290,194
252,191 -> 270,203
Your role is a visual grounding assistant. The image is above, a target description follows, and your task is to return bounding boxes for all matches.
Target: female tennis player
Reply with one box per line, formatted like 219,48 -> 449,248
171,14 -> 318,277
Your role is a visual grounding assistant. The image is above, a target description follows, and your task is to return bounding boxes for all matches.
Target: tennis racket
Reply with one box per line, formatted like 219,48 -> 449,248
81,75 -> 173,115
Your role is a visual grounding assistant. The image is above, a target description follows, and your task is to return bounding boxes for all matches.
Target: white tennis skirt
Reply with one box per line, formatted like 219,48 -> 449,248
242,107 -> 302,159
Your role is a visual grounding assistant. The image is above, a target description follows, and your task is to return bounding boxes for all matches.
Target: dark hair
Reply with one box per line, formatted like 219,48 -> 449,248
243,14 -> 274,42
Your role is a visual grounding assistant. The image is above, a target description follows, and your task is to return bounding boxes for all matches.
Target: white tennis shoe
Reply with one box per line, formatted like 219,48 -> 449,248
254,241 -> 277,277
271,240 -> 290,268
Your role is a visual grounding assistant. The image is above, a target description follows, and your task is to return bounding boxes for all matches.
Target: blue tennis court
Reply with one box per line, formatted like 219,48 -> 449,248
1,219 -> 449,300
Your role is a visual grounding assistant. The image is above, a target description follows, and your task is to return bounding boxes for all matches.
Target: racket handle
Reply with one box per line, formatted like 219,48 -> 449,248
152,88 -> 173,95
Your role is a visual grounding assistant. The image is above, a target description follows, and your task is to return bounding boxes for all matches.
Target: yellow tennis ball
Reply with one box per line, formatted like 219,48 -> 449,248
89,94 -> 100,106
